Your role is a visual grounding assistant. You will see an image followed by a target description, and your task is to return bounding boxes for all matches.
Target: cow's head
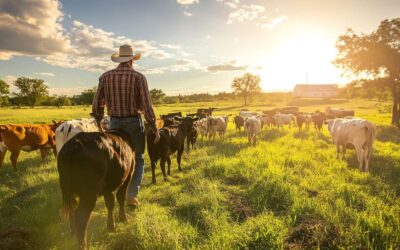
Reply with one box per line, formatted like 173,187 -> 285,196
175,116 -> 199,135
51,120 -> 64,132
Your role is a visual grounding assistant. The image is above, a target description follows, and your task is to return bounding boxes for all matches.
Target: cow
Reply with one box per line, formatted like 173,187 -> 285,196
304,113 -> 313,131
239,111 -> 259,119
146,116 -> 198,184
234,115 -> 245,132
187,122 -> 198,150
326,118 -> 375,172
259,115 -> 273,129
57,130 -> 134,250
197,108 -> 216,119
0,123 -> 61,171
244,116 -> 261,146
196,118 -> 208,139
274,114 -> 294,129
312,111 -> 326,131
295,113 -> 306,130
161,112 -> 182,127
207,116 -> 228,140
326,107 -> 355,119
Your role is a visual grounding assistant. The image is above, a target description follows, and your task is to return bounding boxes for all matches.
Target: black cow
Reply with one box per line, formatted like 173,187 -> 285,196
146,116 -> 198,184
57,130 -> 134,250
160,112 -> 183,127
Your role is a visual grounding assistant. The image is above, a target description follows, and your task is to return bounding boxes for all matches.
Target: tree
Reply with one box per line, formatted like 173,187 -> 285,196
54,95 -> 71,108
13,77 -> 49,107
150,88 -> 166,104
334,18 -> 400,126
74,87 -> 97,105
0,79 -> 9,107
231,73 -> 261,105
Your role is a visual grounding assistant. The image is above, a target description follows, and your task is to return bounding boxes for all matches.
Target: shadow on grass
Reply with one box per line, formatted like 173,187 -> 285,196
376,125 -> 400,143
259,129 -> 287,141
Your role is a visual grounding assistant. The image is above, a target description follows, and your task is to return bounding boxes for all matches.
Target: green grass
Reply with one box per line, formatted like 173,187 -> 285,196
0,98 -> 399,249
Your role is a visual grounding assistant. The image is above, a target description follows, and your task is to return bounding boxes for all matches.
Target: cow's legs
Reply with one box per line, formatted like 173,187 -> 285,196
116,176 -> 130,221
74,194 -> 96,250
103,192 -> 115,231
0,149 -> 7,168
364,147 -> 371,172
177,146 -> 184,171
355,146 -> 364,171
40,148 -> 47,161
10,150 -> 20,171
160,157 -> 167,180
151,161 -> 157,184
167,156 -> 171,175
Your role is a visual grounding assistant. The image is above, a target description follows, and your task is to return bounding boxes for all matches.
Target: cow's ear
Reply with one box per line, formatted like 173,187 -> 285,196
173,116 -> 182,121
52,120 -> 57,125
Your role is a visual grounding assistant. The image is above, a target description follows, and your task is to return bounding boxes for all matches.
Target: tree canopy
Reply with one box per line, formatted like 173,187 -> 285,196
231,73 -> 262,105
13,77 -> 49,107
335,18 -> 400,126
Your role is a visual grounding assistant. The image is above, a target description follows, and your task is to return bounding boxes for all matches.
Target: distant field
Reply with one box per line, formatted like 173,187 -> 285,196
0,98 -> 399,249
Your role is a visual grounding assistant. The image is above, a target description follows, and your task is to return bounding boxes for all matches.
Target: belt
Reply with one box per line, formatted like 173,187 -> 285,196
110,114 -> 140,119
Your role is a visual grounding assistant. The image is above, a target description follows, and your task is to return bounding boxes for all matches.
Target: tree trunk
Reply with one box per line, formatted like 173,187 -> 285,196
390,85 -> 400,127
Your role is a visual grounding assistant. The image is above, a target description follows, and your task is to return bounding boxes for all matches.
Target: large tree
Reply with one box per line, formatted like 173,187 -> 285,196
334,18 -> 400,126
231,73 -> 261,105
13,77 -> 49,108
150,88 -> 166,104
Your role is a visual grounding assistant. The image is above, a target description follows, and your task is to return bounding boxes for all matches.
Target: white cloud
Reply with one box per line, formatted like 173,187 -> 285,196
260,15 -> 288,30
34,72 -> 55,77
160,44 -> 182,50
207,60 -> 248,73
177,0 -> 199,5
225,2 -> 238,9
227,5 -> 265,24
184,11 -> 193,17
0,0 -> 70,59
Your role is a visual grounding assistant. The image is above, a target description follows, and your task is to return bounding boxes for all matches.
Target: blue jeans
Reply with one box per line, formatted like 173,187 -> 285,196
109,116 -> 145,199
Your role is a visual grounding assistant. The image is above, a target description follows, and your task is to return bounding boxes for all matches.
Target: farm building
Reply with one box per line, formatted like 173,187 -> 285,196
292,84 -> 339,98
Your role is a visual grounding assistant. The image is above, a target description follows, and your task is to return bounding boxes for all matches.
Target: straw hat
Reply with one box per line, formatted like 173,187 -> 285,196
111,44 -> 141,63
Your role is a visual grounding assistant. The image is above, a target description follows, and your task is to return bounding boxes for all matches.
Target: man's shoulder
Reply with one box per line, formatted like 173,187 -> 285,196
100,67 -> 145,79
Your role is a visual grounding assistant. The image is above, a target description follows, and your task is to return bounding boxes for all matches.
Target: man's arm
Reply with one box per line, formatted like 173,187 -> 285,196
138,75 -> 157,131
91,77 -> 105,121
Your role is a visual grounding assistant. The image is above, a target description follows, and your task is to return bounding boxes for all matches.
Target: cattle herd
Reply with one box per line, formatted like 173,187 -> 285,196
0,106 -> 376,249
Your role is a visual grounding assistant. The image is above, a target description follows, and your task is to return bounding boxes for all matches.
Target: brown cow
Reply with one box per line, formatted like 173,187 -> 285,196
0,122 -> 61,171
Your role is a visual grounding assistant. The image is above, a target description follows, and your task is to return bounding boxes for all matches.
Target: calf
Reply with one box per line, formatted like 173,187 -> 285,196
326,118 -> 375,172
234,115 -> 244,132
0,123 -> 59,171
244,116 -> 261,146
196,118 -> 208,139
57,130 -> 134,250
207,116 -> 228,140
187,123 -> 198,150
312,111 -> 326,131
55,117 -> 107,153
295,113 -> 306,130
146,116 -> 198,183
274,114 -> 294,129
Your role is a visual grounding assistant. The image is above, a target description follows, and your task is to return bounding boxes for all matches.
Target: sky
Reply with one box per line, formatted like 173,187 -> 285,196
0,0 -> 399,95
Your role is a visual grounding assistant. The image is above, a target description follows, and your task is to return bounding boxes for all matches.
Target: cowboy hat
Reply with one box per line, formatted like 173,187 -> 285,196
111,44 -> 141,63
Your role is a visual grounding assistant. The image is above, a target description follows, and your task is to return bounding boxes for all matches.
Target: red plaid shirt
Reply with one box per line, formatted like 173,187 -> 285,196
92,63 -> 157,130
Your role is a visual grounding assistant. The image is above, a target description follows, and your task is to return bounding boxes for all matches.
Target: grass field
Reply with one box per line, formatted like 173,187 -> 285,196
0,98 -> 399,249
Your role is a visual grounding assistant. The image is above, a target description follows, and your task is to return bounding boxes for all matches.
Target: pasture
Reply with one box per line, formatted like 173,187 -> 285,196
0,98 -> 399,249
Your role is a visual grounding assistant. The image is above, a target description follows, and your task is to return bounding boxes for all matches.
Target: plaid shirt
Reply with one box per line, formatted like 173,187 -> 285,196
92,62 -> 157,131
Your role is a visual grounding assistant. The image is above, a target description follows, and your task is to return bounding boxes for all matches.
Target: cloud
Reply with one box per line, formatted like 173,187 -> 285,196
160,44 -> 182,50
260,15 -> 288,30
0,0 -> 70,59
225,2 -> 238,9
34,72 -> 55,77
177,0 -> 199,5
207,60 -> 248,73
183,11 -> 193,17
227,4 -> 265,24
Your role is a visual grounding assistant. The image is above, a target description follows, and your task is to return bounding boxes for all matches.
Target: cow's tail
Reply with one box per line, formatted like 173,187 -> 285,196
57,141 -> 80,219
365,122 -> 375,155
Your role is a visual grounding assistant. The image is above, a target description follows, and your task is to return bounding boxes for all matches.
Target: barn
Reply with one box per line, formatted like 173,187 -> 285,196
292,84 -> 339,98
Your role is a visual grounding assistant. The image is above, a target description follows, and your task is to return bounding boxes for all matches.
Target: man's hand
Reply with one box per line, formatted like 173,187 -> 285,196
154,129 -> 161,144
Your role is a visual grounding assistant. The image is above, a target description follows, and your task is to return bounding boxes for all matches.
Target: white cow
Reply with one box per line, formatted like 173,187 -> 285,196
274,114 -> 294,129
55,116 -> 110,153
244,116 -> 261,146
327,118 -> 376,172
196,118 -> 208,139
239,111 -> 260,119
207,116 -> 228,140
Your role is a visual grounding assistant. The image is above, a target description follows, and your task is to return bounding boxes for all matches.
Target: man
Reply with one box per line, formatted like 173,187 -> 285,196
92,44 -> 160,207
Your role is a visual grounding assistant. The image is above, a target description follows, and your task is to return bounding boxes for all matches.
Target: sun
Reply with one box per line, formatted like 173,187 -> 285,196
259,32 -> 345,91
